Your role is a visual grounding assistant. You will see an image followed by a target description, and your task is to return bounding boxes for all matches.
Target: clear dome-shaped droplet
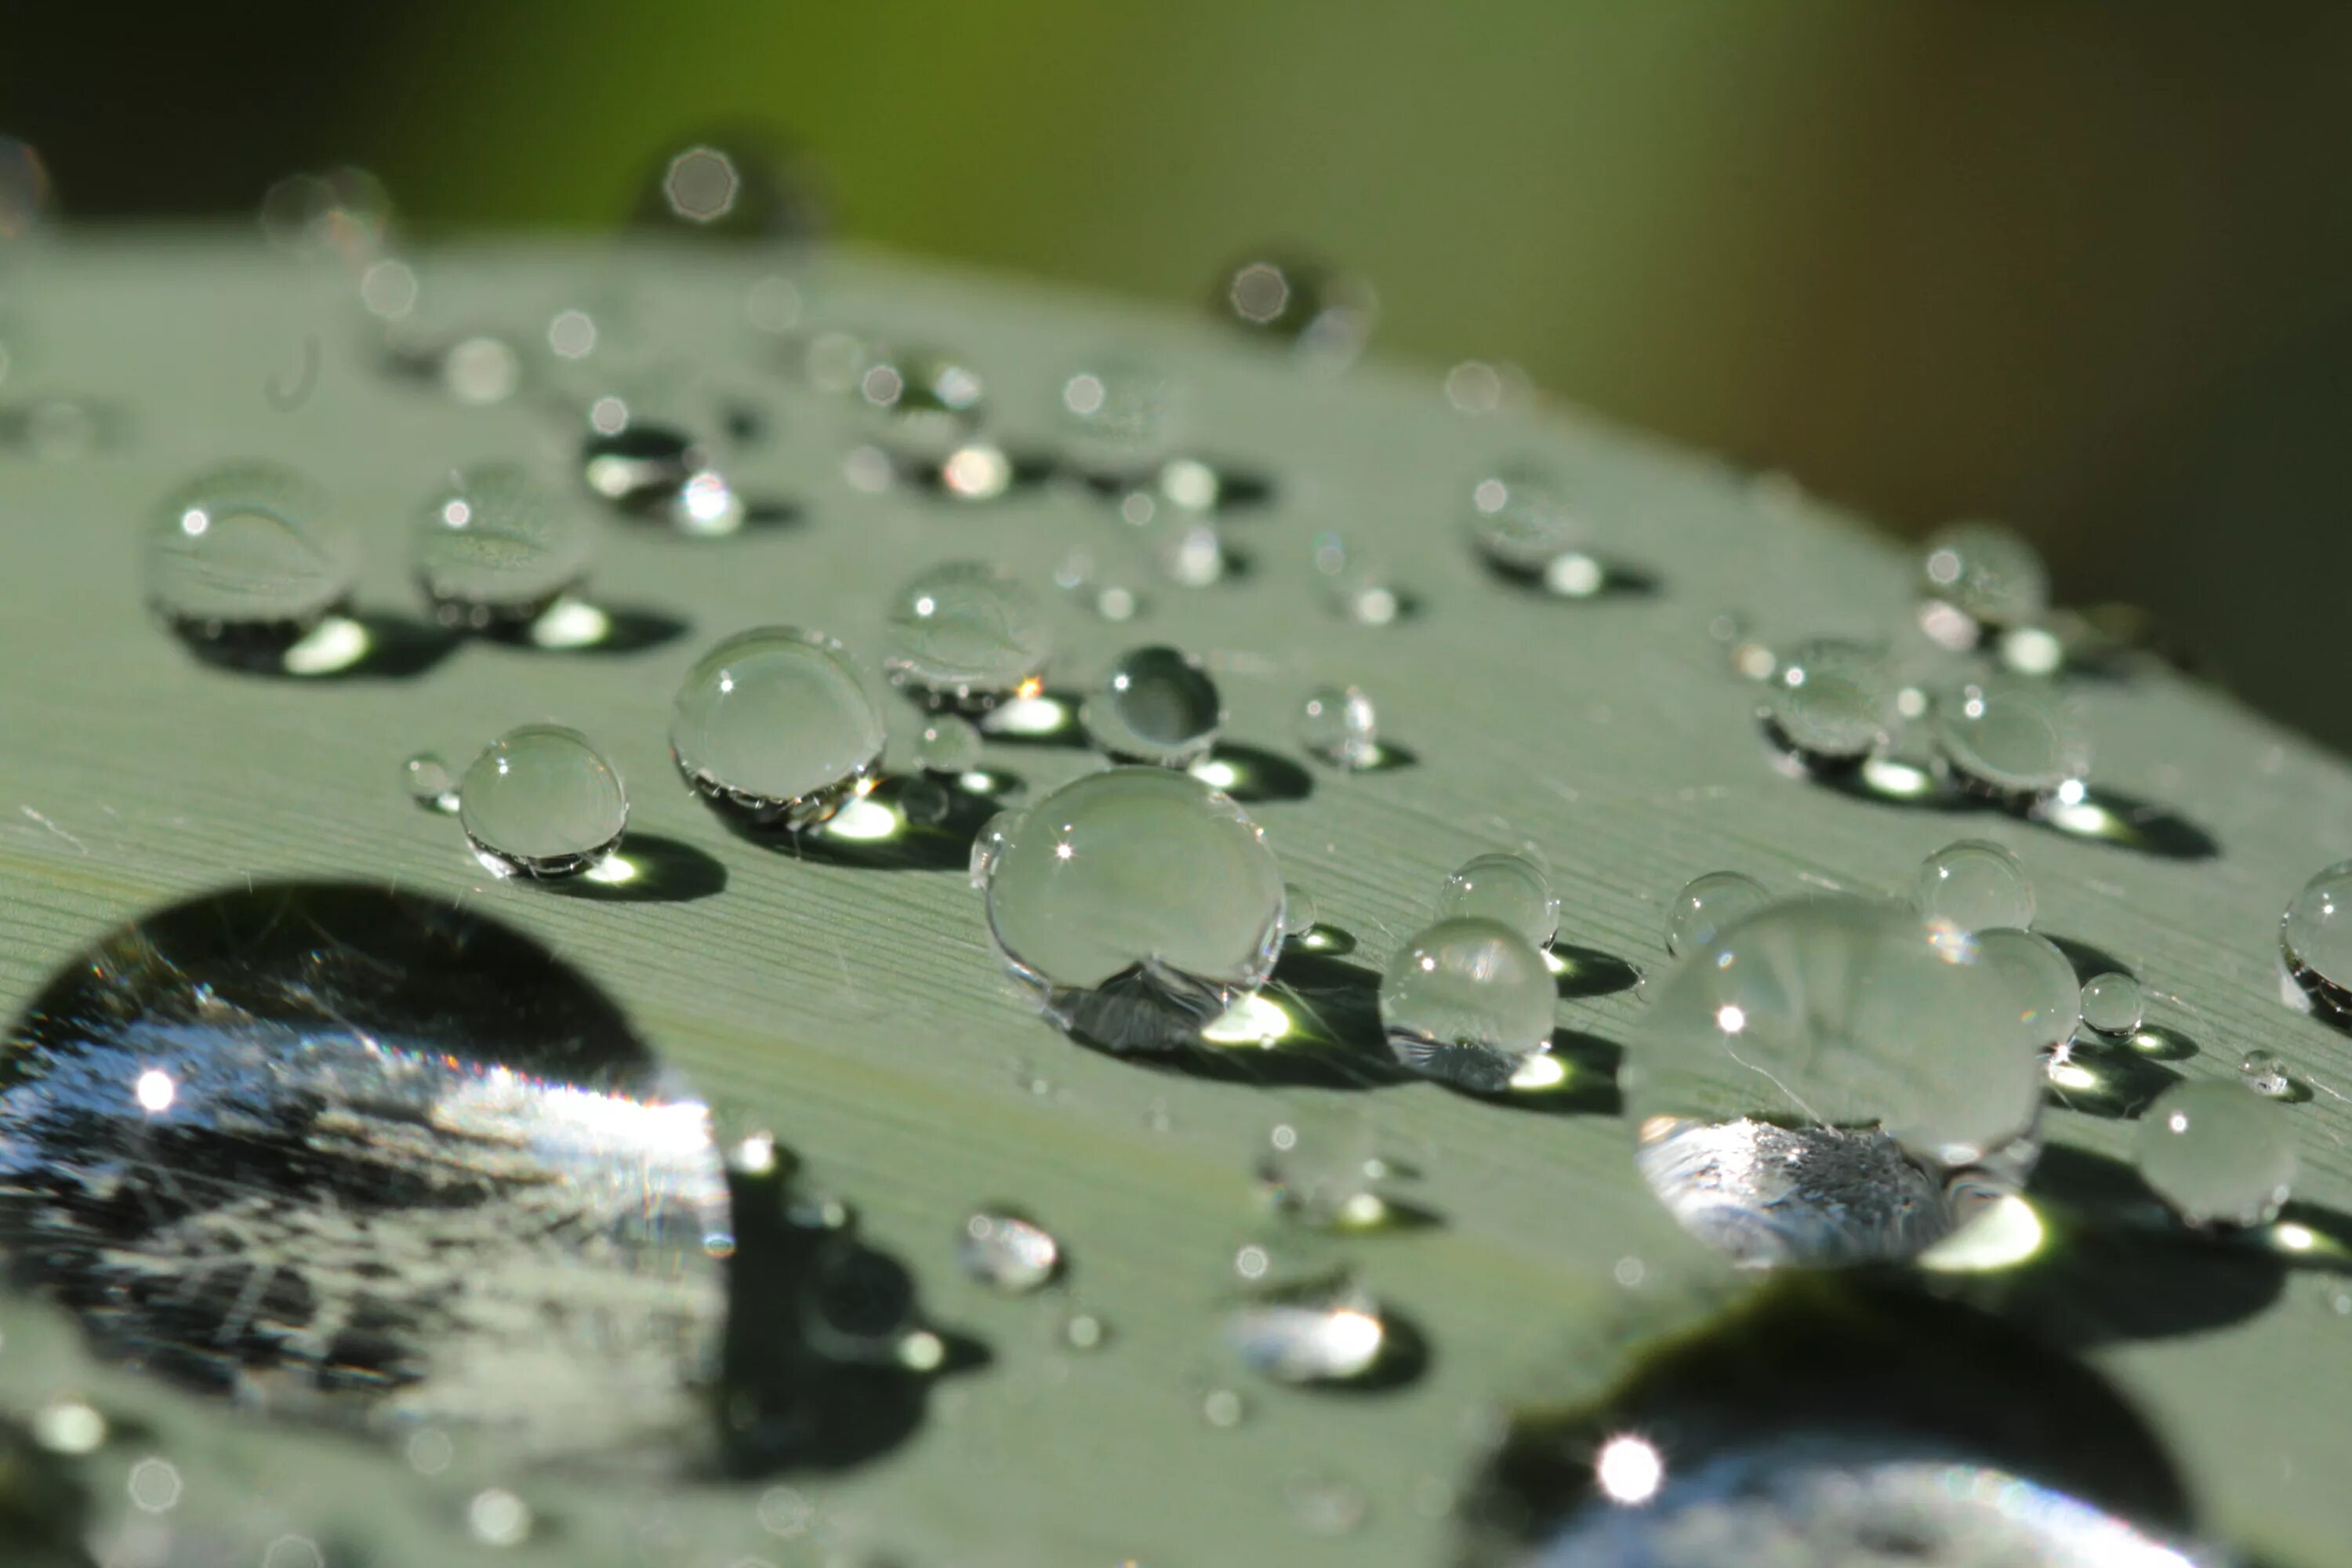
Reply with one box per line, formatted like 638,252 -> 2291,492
969,807 -> 1025,891
957,1209 -> 1062,1294
459,724 -> 627,879
1624,896 -> 2046,1267
403,751 -> 459,813
1973,927 -> 2082,1052
2136,1080 -> 2295,1227
2079,971 -> 2144,1038
1435,853 -> 1559,951
1378,918 -> 1555,1091
1282,884 -> 1319,940
858,347 -> 985,461
670,627 -> 886,829
1224,1273 -> 1392,1385
2281,860 -> 2352,1014
916,714 -> 982,775
1298,684 -> 1378,769
145,463 -> 358,652
1062,358 -> 1172,470
414,464 -> 592,630
1934,672 -> 2089,803
1665,872 -> 1770,959
1309,532 -> 1401,625
1921,521 -> 2049,629
1766,639 -> 1893,764
1915,839 -> 2034,933
984,768 -> 1284,1050
1465,465 -> 1581,575
882,561 -> 1052,711
1081,646 -> 1224,767
2240,1048 -> 2292,1099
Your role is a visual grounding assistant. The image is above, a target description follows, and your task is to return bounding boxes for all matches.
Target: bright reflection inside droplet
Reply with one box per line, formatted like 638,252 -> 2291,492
133,1069 -> 175,1113
2047,1058 -> 2100,1092
1190,759 -> 1241,790
1200,993 -> 1292,1047
899,1330 -> 946,1371
526,598 -> 613,649
1860,757 -> 1938,800
582,855 -> 638,886
33,1399 -> 106,1455
989,695 -> 1072,736
1595,1434 -> 1664,1504
823,795 -> 900,841
1508,1054 -> 1567,1091
282,615 -> 371,676
1918,1194 -> 2045,1272
942,443 -> 1011,499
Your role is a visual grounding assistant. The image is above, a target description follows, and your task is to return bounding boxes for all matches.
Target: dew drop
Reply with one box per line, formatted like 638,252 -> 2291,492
144,463 -> 359,657
1664,872 -> 1769,958
2280,860 -> 2352,1014
670,627 -> 887,829
1378,918 -> 1555,1091
1921,521 -> 2049,630
1624,896 -> 2045,1266
1764,638 -> 1893,764
916,714 -> 982,776
1281,884 -> 1318,940
1309,532 -> 1400,625
581,422 -> 698,508
957,1208 -> 1062,1294
1081,646 -> 1225,768
1915,839 -> 2034,934
415,464 -> 592,631
2239,1048 -> 2292,1100
0,883 -> 729,1460
1201,1386 -> 1249,1428
882,561 -> 1052,712
403,752 -> 460,814
1256,1111 -> 1385,1232
2078,972 -> 2145,1038
1057,1304 -> 1110,1352
983,768 -> 1284,1051
257,165 -> 390,259
1225,1273 -> 1392,1385
969,808 -> 1025,890
1465,465 -> 1581,575
1286,1475 -> 1368,1537
859,347 -> 986,461
2136,1080 -> 2295,1227
1435,852 -> 1559,951
1062,358 -> 1172,470
459,724 -> 627,879
466,1487 -> 533,1548
1973,927 -> 2082,1051
1933,671 -> 2089,804
1297,684 -> 1379,770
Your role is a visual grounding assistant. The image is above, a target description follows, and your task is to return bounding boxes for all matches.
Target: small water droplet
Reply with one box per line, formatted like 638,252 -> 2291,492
1444,360 -> 1518,414
1915,839 -> 2034,933
1201,1386 -> 1249,1427
257,165 -> 390,259
2079,972 -> 2145,1038
916,715 -> 983,776
1298,684 -> 1379,770
1057,1304 -> 1109,1351
1225,1273 -> 1391,1385
1764,638 -> 1893,765
1435,852 -> 1559,951
415,464 -> 592,631
1281,884 -> 1319,939
882,561 -> 1052,712
1933,671 -> 2089,805
2239,1048 -> 2293,1099
1214,254 -> 1375,363
2281,860 -> 2352,1016
957,1208 -> 1062,1294
403,751 -> 460,813
671,627 -> 887,829
1921,521 -> 2048,631
1309,532 -> 1400,624
1379,918 -> 1555,1091
1054,547 -> 1147,623
2136,1080 -> 2295,1227
1256,1110 -> 1385,1231
1286,1474 -> 1368,1537
858,347 -> 985,463
1081,646 -> 1225,767
985,768 -> 1283,1051
459,724 -> 628,879
1664,871 -> 1769,958
144,463 -> 359,659
1062,358 -> 1174,470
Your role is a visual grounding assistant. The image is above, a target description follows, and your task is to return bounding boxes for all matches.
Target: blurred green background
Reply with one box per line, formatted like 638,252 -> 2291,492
10,2 -> 2352,747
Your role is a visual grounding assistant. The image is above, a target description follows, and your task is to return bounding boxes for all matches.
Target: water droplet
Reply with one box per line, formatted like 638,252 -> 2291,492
859,347 -> 985,460
145,463 -> 358,656
1081,646 -> 1225,767
1466,465 -> 1581,575
969,808 -> 1025,889
984,768 -> 1283,1051
1664,871 -> 1769,958
1921,521 -> 2048,630
1379,918 -> 1555,1091
1764,639 -> 1893,764
1054,546 -> 1147,623
1286,1475 -> 1368,1536
1444,360 -> 1518,414
415,464 -> 592,632
2136,1080 -> 2295,1227
1281,884 -> 1318,939
1973,927 -> 2082,1051
459,724 -> 627,879
957,1208 -> 1062,1294
403,752 -> 460,814
2079,972 -> 2145,1038
880,561 -> 1052,714
1625,896 -> 2045,1266
1309,532 -> 1400,625
671,627 -> 887,829
916,715 -> 982,776
582,422 -> 698,506
1297,684 -> 1379,769
1435,852 -> 1559,951
1915,839 -> 2034,933
1201,1386 -> 1249,1427
1225,1273 -> 1391,1385
2281,860 -> 2352,1014
0,884 -> 729,1459
1214,254 -> 1376,363
1256,1110 -> 1385,1231
1933,672 -> 2089,804
1062,358 -> 1173,470
1057,1304 -> 1110,1351
2240,1048 -> 2292,1099
257,165 -> 390,260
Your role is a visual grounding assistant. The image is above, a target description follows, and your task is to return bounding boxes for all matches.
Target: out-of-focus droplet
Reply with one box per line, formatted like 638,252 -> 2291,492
1298,684 -> 1378,770
145,462 -> 359,659
1933,671 -> 2089,805
1664,872 -> 1770,958
404,751 -> 460,814
1443,360 -> 1519,415
1915,840 -> 2034,934
0,135 -> 56,243
859,347 -> 986,459
1213,253 -> 1376,365
958,1208 -> 1062,1294
414,463 -> 593,631
2136,1080 -> 2295,1227
1380,918 -> 1555,1091
1309,531 -> 1400,625
2078,972 -> 2145,1038
1062,358 -> 1173,470
1225,1273 -> 1392,1385
1765,639 -> 1893,765
1082,646 -> 1225,768
1282,884 -> 1319,940
258,165 -> 392,260
1257,1109 -> 1386,1231
1436,853 -> 1559,951
634,136 -> 824,240
917,714 -> 983,776
671,627 -> 887,829
1466,464 -> 1581,575
882,561 -> 1053,712
1921,521 -> 2049,630
459,724 -> 628,879
2281,860 -> 2352,1016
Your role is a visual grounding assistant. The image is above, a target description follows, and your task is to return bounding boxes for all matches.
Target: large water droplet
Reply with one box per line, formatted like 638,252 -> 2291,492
983,768 -> 1284,1050
1379,918 -> 1555,1091
1435,853 -> 1559,951
459,724 -> 628,879
1224,1273 -> 1392,1385
0,883 -> 728,1461
1933,672 -> 2089,804
1664,872 -> 1769,958
1298,684 -> 1379,770
881,562 -> 1053,712
670,627 -> 887,829
414,464 -> 592,632
1764,639 -> 1892,765
1081,646 -> 1225,768
2078,971 -> 2144,1038
145,463 -> 359,656
1915,839 -> 2034,933
2136,1080 -> 2296,1227
956,1209 -> 1062,1294
1921,521 -> 2049,630
1973,927 -> 2081,1052
2281,860 -> 2352,1015
1624,896 -> 2045,1267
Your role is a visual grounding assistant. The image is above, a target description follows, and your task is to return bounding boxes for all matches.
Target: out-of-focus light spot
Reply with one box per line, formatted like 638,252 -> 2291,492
582,854 -> 638,886
1160,458 -> 1219,513
1444,360 -> 1504,413
1860,757 -> 1938,800
33,1398 -> 106,1454
546,309 -> 597,361
1062,372 -> 1106,416
1190,759 -> 1241,790
1595,1434 -> 1664,1504
282,615 -> 372,677
2047,1058 -> 2100,1092
589,396 -> 630,435
527,598 -> 613,650
1919,1194 -> 2045,1272
133,1069 -> 175,1113
407,1429 -> 454,1474
1715,1004 -> 1747,1035
942,442 -> 1011,499
359,258 -> 418,320
125,1457 -> 182,1513
898,1330 -> 946,1372
1508,1054 -> 1566,1091
663,147 -> 741,223
989,694 -> 1072,737
1233,1244 -> 1270,1280
1544,552 -> 1605,598
676,470 -> 743,535
2001,625 -> 2065,677
442,336 -> 520,405
1229,263 -> 1290,325
466,1488 -> 532,1548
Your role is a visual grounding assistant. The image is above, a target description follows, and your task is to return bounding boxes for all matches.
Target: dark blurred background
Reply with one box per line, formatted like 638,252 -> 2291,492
8,2 -> 2352,750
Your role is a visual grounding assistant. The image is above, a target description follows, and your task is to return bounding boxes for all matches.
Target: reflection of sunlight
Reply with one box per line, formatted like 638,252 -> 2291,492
1860,756 -> 1937,800
528,599 -> 612,649
988,695 -> 1072,736
1200,993 -> 1292,1046
1190,758 -> 1241,790
1508,1054 -> 1566,1091
2047,1058 -> 2100,1092
1595,1434 -> 1664,1504
2259,1220 -> 2347,1262
282,615 -> 370,675
134,1069 -> 176,1113
824,796 -> 900,842
583,855 -> 638,886
1918,1195 -> 2045,1272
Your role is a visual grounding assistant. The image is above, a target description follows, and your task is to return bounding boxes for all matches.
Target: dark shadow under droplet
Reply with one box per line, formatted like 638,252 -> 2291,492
542,833 -> 728,904
1197,742 -> 1312,804
1551,943 -> 1642,1000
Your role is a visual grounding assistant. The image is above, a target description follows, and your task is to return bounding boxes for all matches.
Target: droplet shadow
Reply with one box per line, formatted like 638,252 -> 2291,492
174,611 -> 462,683
542,834 -> 728,905
484,601 -> 692,657
2042,935 -> 2134,985
715,777 -> 997,873
976,690 -> 1088,749
1450,1029 -> 1623,1116
1194,742 -> 1312,804
1483,556 -> 1661,601
1799,746 -> 2220,863
1552,944 -> 1642,1000
2042,1040 -> 2182,1120
1064,947 -> 1412,1091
